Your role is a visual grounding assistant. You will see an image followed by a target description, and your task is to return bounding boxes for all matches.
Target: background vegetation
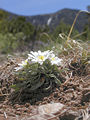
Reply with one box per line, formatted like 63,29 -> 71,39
0,6 -> 90,54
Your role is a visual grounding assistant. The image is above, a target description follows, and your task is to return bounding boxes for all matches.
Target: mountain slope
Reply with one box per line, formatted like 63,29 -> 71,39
26,9 -> 88,32
0,8 -> 88,32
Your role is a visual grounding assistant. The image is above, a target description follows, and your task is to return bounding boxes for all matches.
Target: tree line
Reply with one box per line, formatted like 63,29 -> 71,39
0,9 -> 89,54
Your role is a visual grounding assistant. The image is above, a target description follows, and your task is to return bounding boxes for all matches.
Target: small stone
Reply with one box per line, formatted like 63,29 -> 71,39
38,103 -> 65,115
60,110 -> 79,120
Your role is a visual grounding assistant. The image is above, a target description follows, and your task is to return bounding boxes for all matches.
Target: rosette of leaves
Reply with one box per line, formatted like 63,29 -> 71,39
12,60 -> 63,94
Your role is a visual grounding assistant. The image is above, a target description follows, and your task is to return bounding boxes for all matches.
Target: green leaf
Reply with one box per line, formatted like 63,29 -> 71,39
49,74 -> 61,85
10,84 -> 20,92
28,77 -> 45,91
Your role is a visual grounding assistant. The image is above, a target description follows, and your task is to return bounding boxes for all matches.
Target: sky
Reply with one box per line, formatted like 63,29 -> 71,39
0,0 -> 90,16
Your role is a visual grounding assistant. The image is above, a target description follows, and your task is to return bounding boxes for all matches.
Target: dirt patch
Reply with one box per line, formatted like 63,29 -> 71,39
0,56 -> 90,120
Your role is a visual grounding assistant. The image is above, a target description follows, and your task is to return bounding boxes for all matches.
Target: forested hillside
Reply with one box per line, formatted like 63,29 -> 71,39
0,8 -> 90,54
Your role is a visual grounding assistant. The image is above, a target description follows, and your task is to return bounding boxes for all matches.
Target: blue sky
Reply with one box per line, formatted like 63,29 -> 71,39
0,0 -> 90,16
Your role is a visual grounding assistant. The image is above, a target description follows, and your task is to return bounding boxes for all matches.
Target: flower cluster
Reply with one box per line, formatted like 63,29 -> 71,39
15,50 -> 62,71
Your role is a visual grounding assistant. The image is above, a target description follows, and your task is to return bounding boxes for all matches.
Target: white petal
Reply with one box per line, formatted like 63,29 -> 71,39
38,50 -> 42,55
14,66 -> 23,71
30,51 -> 38,57
28,54 -> 34,58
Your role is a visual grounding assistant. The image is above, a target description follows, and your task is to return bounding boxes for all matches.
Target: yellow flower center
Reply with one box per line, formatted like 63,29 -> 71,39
38,55 -> 44,60
51,57 -> 55,61
23,60 -> 28,66
23,63 -> 26,66
25,60 -> 28,63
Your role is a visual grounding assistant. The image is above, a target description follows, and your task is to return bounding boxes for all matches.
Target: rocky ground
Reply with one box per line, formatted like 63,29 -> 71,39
0,53 -> 90,120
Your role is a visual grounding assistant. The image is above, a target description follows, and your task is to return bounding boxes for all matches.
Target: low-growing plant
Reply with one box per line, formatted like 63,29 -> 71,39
12,60 -> 63,92
11,50 -> 64,98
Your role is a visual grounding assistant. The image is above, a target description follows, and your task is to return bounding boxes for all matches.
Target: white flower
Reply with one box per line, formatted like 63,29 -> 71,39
15,50 -> 63,72
28,50 -> 63,66
49,54 -> 62,66
15,59 -> 28,71
28,50 -> 53,65
72,40 -> 77,44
